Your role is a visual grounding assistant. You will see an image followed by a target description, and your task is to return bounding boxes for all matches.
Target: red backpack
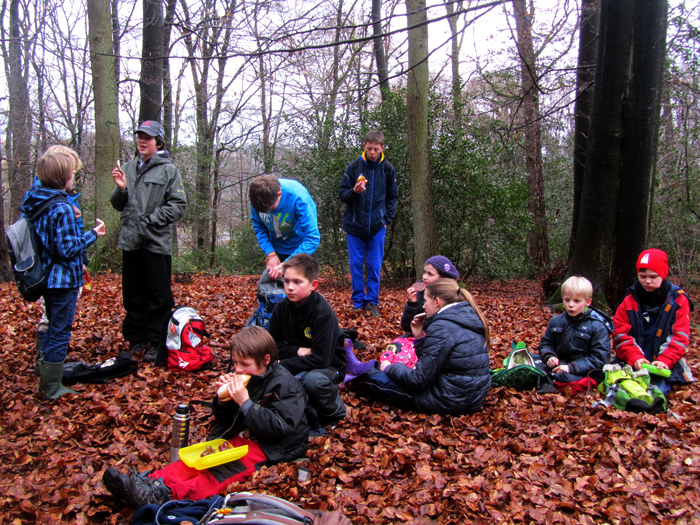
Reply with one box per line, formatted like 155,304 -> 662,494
165,307 -> 214,371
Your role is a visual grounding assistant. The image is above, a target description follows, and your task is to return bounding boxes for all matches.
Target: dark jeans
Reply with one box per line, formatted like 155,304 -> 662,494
122,248 -> 174,348
352,368 -> 418,410
42,288 -> 79,363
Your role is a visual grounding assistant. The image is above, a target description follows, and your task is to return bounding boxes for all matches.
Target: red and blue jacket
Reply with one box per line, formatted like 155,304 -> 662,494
613,282 -> 694,384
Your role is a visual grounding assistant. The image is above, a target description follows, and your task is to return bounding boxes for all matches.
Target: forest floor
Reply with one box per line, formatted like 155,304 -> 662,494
1,273 -> 699,524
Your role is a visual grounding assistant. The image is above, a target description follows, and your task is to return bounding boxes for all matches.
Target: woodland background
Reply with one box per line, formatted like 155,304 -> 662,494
0,0 -> 698,301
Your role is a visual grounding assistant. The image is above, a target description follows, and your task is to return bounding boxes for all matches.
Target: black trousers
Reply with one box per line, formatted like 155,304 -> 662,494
122,248 -> 174,348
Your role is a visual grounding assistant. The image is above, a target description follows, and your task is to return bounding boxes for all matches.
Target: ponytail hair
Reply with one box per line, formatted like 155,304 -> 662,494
425,278 -> 491,349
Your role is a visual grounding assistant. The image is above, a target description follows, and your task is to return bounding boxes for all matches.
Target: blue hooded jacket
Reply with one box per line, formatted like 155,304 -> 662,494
339,152 -> 398,239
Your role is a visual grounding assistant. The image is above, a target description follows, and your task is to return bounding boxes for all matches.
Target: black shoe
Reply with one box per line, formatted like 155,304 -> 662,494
352,305 -> 365,311
143,345 -> 158,363
364,303 -> 381,317
129,341 -> 150,359
103,467 -> 170,508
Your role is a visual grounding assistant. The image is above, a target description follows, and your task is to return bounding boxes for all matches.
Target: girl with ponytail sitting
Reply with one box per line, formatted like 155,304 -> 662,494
351,278 -> 491,415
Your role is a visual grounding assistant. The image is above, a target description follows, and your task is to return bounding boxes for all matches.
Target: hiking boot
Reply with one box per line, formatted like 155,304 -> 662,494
364,303 -> 381,318
103,467 -> 170,509
352,305 -> 365,312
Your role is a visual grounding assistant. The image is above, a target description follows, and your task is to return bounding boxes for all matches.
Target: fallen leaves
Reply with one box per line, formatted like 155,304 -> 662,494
1,274 -> 700,523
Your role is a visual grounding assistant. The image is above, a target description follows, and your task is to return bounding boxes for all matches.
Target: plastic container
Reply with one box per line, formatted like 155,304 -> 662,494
641,363 -> 672,377
179,439 -> 249,470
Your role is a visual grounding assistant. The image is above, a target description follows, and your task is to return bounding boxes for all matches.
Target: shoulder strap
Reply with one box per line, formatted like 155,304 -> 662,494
350,157 -> 360,178
223,493 -> 317,523
27,195 -> 69,222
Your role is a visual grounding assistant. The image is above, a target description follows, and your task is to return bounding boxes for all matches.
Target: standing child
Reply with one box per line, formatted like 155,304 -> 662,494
538,276 -> 613,391
21,146 -> 105,399
30,146 -> 91,375
268,254 -> 347,431
352,279 -> 491,415
102,326 -> 309,508
339,130 -> 398,317
613,249 -> 695,394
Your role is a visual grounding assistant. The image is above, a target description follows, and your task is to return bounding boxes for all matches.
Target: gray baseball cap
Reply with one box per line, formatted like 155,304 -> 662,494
135,121 -> 165,140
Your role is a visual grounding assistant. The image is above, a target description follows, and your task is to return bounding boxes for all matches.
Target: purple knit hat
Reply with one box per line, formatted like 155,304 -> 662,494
425,255 -> 459,279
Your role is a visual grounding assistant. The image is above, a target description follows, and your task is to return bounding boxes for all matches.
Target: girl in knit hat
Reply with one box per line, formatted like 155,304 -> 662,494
612,248 -> 695,395
344,256 -> 461,378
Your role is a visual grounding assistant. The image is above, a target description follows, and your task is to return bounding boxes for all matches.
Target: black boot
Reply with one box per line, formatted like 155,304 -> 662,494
103,467 -> 171,508
34,330 -> 46,376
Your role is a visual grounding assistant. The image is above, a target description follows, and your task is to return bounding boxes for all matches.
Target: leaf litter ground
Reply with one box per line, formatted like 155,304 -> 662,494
1,274 -> 699,524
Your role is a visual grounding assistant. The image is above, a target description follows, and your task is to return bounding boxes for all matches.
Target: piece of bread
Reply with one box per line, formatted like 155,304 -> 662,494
357,175 -> 366,183
217,374 -> 251,400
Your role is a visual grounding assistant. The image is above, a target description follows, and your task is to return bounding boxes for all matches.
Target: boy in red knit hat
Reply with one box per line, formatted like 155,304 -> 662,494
612,249 -> 695,394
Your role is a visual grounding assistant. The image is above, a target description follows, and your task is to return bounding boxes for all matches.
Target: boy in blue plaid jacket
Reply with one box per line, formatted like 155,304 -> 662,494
20,146 -> 106,399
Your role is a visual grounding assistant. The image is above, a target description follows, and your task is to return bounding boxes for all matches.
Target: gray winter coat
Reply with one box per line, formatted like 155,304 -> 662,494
385,301 -> 491,415
110,151 -> 186,255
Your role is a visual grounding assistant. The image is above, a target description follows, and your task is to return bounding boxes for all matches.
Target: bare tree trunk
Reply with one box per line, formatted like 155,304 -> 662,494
0,148 -> 9,281
513,0 -> 549,270
139,0 -> 164,122
371,0 -> 390,99
88,0 -> 122,252
406,0 -> 438,267
612,0 -> 668,296
6,0 -> 33,222
162,0 -> 177,151
569,0 -> 634,296
569,0 -> 600,259
445,0 -> 463,123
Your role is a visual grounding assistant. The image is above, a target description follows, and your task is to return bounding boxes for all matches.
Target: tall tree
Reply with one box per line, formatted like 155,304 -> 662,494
512,0 -> 549,270
2,0 -> 33,222
371,0 -> 390,100
569,0 -> 668,300
569,0 -> 600,259
406,0 -> 438,267
139,0 -> 164,121
88,0 -> 122,252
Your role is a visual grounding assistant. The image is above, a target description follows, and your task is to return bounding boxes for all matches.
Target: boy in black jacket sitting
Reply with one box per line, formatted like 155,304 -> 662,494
268,254 -> 348,432
102,326 -> 309,508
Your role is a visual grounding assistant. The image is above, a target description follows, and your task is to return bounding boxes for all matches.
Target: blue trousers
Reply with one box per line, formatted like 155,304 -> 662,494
347,228 -> 386,307
41,288 -> 79,363
352,369 -> 418,410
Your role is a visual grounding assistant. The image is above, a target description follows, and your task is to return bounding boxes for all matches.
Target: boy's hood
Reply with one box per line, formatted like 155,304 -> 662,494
21,186 -> 68,217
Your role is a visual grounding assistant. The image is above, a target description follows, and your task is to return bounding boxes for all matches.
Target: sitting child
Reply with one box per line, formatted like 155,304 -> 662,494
345,255 -> 459,377
538,276 -> 613,390
352,279 -> 491,415
613,249 -> 695,395
268,254 -> 347,431
102,326 -> 309,508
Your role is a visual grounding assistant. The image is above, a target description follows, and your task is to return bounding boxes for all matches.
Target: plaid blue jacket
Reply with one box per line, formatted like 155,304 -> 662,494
21,187 -> 97,289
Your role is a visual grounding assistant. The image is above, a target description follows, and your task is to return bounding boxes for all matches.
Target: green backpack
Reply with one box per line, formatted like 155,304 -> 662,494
491,342 -> 550,390
595,363 -> 667,413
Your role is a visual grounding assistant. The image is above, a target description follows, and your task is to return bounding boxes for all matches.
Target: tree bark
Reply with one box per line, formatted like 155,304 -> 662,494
139,0 -> 164,122
513,0 -> 549,270
406,0 -> 438,267
569,0 -> 634,295
569,0 -> 600,259
88,0 -> 122,252
162,0 -> 177,151
372,0 -> 390,100
6,0 -> 32,222
612,0 -> 668,296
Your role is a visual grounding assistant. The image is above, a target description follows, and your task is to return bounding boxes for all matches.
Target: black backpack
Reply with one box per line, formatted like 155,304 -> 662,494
6,195 -> 67,302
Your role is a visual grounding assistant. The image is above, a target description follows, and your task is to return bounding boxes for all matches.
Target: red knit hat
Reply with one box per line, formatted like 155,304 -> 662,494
636,249 -> 668,279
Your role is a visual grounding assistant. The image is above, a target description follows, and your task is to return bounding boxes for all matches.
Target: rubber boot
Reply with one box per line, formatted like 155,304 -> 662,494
344,343 -> 378,376
38,360 -> 77,400
34,330 -> 46,376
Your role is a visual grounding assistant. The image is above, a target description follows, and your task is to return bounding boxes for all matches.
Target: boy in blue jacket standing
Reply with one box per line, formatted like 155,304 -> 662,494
339,131 -> 398,317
